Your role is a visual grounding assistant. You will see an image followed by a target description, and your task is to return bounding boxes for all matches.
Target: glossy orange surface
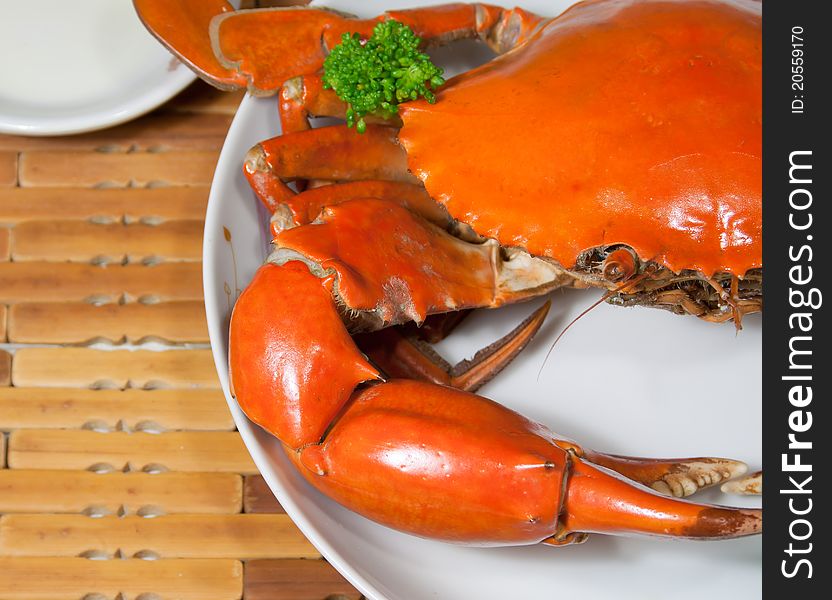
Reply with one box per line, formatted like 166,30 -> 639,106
230,220 -> 761,545
294,380 -> 568,545
290,380 -> 761,544
279,181 -> 448,230
229,262 -> 379,448
214,4 -> 482,94
399,0 -> 762,276
279,74 -> 343,133
384,3 -> 480,42
258,125 -> 411,184
246,124 -> 412,215
275,198 -> 500,324
564,457 -> 761,538
133,0 -> 246,89
215,8 -> 349,95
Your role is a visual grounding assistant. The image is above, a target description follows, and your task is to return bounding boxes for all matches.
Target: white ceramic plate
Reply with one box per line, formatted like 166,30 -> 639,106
0,0 -> 195,136
204,2 -> 762,598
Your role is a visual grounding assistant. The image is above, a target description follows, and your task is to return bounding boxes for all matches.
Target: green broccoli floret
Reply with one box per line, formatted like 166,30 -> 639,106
322,20 -> 445,134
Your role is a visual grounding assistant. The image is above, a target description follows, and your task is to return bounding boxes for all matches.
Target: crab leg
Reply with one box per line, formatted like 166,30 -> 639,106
273,0 -> 544,130
230,259 -> 761,545
278,73 -> 346,133
356,301 -> 551,393
244,124 -> 415,214
253,123 -> 557,388
271,197 -> 564,326
407,310 -> 473,344
274,74 -> 410,193
270,180 -> 449,235
133,0 -> 247,90
134,1 -> 545,95
278,73 -> 407,135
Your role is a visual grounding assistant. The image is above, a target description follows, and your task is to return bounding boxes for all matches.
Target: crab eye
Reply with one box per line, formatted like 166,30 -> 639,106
601,247 -> 638,283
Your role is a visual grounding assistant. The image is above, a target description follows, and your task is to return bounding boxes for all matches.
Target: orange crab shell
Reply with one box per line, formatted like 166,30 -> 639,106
398,0 -> 762,278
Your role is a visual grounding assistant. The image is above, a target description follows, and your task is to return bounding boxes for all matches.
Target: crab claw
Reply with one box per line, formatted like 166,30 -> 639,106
134,1 -> 545,95
721,471 -> 763,496
289,377 -> 761,546
555,456 -> 762,543
581,452 -> 750,498
134,0 -> 358,93
230,260 -> 761,547
133,0 -> 248,90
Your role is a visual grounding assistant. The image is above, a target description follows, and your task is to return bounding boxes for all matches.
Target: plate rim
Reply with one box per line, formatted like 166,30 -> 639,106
203,93 -> 390,600
0,66 -> 196,136
0,0 -> 198,137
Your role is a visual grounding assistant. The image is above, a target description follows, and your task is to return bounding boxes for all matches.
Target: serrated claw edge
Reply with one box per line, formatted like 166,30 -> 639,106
651,460 -> 748,498
721,470 -> 762,495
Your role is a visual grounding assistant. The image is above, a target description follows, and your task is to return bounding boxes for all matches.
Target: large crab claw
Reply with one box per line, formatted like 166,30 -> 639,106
229,250 -> 761,545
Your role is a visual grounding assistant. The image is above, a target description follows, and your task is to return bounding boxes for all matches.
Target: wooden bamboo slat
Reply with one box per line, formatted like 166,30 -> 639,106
0,470 -> 242,514
0,351 -> 9,386
7,301 -> 209,344
0,469 -> 242,516
245,559 -> 361,600
7,430 -> 256,473
0,387 -> 232,431
0,111 -> 232,153
0,76 -> 341,598
0,557 -> 243,600
0,152 -> 16,188
0,261 -> 202,304
10,219 -> 204,263
11,348 -> 218,389
167,85 -> 245,116
0,228 -> 8,261
244,475 -> 285,514
0,514 -> 319,559
18,150 -> 218,188
0,187 -> 208,224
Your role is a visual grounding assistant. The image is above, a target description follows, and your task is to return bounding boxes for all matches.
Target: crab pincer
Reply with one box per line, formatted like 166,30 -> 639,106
230,255 -> 760,545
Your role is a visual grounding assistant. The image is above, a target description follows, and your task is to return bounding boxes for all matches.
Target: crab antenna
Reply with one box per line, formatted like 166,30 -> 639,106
536,268 -> 655,380
535,292 -> 608,381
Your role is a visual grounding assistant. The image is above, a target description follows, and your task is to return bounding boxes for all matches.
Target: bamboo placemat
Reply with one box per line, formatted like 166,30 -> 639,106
0,81 -> 361,600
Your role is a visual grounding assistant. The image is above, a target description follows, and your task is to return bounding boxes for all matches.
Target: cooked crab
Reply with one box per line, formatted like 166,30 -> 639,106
135,0 -> 762,546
